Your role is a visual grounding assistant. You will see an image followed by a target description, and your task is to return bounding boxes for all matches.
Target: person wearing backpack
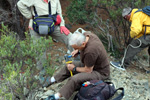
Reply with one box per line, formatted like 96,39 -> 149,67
17,0 -> 73,75
43,31 -> 110,100
110,7 -> 150,70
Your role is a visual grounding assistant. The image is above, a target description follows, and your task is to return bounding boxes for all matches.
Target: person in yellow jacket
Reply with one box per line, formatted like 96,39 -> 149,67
110,7 -> 150,70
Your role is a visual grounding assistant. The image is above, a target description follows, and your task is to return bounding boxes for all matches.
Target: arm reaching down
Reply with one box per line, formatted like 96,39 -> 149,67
67,64 -> 94,73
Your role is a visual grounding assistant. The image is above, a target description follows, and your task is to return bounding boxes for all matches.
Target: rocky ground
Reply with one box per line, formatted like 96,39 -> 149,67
1,1 -> 149,100
34,41 -> 150,100
50,1 -> 150,99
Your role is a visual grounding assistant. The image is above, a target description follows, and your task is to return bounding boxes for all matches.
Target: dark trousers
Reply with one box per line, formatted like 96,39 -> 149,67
123,35 -> 150,65
54,61 -> 109,99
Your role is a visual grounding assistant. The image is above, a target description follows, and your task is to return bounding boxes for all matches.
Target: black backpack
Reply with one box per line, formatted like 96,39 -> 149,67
135,6 -> 150,39
32,1 -> 57,35
73,80 -> 124,100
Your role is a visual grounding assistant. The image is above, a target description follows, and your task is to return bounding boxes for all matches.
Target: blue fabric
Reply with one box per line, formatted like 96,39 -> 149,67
33,1 -> 56,35
135,6 -> 150,16
142,6 -> 150,16
33,16 -> 55,34
44,95 -> 56,100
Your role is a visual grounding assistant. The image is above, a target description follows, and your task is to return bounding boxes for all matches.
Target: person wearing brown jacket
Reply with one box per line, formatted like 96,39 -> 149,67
44,31 -> 110,100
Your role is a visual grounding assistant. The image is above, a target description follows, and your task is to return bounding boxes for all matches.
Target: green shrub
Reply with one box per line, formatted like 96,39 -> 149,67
66,0 -> 96,24
0,23 -> 54,99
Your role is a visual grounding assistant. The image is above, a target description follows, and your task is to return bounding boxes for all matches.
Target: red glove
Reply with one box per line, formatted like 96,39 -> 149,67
55,15 -> 61,25
60,26 -> 70,35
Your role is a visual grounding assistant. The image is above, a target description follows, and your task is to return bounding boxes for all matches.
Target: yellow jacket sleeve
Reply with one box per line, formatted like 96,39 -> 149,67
130,9 -> 143,38
129,8 -> 150,38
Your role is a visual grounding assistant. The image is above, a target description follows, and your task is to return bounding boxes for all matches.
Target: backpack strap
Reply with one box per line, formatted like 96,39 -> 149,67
33,2 -> 51,17
48,1 -> 51,15
105,82 -> 115,98
135,9 -> 142,14
135,6 -> 150,16
142,25 -> 150,39
144,25 -> 147,39
106,82 -> 124,100
112,88 -> 124,100
33,6 -> 38,17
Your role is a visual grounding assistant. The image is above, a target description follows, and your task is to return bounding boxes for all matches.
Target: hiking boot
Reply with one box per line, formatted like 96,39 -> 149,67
44,95 -> 56,100
39,76 -> 52,88
110,61 -> 125,70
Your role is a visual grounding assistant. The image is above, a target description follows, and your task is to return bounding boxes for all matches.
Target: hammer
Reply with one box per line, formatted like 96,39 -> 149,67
64,55 -> 73,76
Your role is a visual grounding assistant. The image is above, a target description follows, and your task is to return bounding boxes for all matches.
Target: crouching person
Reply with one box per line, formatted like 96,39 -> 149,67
44,31 -> 110,100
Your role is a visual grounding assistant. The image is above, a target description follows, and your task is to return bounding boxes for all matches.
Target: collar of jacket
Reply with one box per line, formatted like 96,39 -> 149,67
43,0 -> 48,3
129,8 -> 138,22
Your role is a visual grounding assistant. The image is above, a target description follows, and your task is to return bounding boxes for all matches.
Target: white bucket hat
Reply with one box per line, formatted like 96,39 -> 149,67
122,7 -> 132,17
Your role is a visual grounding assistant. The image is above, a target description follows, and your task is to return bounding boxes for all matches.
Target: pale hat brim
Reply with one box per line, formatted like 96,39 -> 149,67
122,7 -> 132,17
